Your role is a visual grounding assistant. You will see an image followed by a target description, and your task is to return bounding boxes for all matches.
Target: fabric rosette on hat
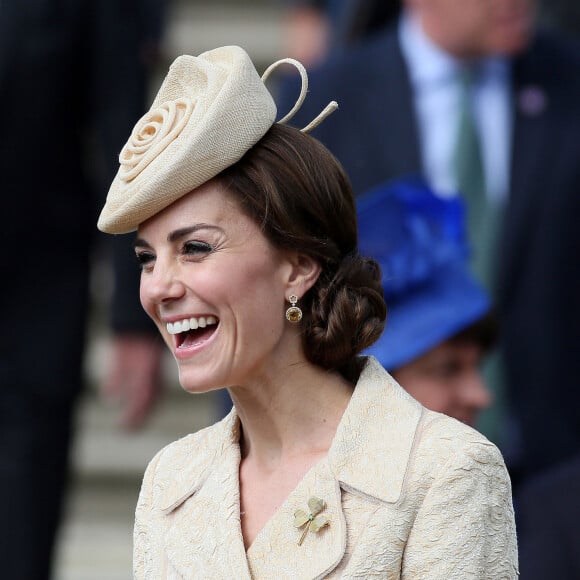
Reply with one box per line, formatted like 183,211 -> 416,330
357,178 -> 491,371
98,45 -> 278,234
98,45 -> 337,234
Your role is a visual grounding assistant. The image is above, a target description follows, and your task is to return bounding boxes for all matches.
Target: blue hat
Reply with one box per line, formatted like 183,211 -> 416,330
357,177 -> 490,371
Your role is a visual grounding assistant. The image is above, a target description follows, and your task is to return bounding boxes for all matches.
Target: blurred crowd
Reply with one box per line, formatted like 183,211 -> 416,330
0,1 -> 167,578
1,0 -> 578,578
280,1 -> 580,577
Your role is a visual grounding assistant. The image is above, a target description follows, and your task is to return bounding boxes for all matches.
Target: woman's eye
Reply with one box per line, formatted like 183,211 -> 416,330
183,241 -> 213,256
135,251 -> 155,270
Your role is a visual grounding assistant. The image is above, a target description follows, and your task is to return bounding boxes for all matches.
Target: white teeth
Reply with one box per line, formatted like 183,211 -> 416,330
166,315 -> 218,335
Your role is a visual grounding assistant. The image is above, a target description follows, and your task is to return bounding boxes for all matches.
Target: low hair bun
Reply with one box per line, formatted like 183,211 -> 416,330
217,124 -> 387,381
304,253 -> 387,378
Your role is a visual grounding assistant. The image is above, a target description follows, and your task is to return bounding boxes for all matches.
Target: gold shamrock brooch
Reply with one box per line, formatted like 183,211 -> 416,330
294,496 -> 330,546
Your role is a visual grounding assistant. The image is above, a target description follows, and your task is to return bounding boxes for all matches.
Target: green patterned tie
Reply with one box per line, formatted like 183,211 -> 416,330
453,68 -> 498,289
454,68 -> 507,442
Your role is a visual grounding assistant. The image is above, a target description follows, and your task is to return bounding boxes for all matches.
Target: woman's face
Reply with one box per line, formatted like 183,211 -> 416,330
135,182 -> 298,393
392,339 -> 492,426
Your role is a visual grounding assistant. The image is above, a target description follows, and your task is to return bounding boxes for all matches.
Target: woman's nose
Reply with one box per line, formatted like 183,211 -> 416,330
462,370 -> 494,412
140,262 -> 186,304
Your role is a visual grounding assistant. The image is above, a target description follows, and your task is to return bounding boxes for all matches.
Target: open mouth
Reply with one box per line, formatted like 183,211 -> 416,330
166,315 -> 219,349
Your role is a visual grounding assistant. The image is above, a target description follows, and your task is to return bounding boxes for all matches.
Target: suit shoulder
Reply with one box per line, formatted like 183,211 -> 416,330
308,24 -> 401,90
520,29 -> 580,88
277,25 -> 401,128
534,28 -> 580,63
413,410 -> 506,472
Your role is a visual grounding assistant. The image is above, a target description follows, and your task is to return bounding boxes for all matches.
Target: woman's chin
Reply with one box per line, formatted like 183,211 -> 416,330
177,369 -> 226,395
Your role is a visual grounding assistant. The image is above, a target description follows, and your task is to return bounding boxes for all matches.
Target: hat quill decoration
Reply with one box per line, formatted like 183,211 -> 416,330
261,57 -> 338,132
97,46 -> 337,234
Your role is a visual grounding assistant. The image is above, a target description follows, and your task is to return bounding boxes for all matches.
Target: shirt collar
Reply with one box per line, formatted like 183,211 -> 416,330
399,10 -> 460,87
399,10 -> 510,88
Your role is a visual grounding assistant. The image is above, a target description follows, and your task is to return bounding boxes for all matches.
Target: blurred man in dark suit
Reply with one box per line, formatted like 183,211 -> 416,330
279,0 -> 580,487
0,1 -> 165,577
516,453 -> 580,579
358,178 -> 496,429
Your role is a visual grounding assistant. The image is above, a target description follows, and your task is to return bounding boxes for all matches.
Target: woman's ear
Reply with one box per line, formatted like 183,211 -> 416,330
285,252 -> 322,298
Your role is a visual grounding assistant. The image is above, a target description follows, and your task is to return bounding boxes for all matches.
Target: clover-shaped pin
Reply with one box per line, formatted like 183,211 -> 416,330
294,496 -> 330,546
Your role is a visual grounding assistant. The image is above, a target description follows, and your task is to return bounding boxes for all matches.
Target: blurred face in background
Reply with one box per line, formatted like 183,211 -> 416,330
392,338 -> 492,426
406,0 -> 536,58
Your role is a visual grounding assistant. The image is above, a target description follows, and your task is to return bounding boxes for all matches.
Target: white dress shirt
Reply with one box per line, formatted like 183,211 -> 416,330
399,11 -> 513,204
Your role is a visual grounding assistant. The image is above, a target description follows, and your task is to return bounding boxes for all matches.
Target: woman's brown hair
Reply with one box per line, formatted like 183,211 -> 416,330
217,123 -> 386,380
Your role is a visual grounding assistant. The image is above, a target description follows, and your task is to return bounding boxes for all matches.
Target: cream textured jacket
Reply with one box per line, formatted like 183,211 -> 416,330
134,357 -> 518,579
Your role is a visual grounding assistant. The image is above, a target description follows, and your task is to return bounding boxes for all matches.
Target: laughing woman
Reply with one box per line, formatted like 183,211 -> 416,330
98,46 -> 518,579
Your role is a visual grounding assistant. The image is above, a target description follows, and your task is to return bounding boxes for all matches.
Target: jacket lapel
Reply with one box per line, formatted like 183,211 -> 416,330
154,358 -> 422,579
349,28 -> 423,194
377,29 -> 423,182
329,357 -> 423,503
499,33 -> 552,301
246,460 -> 346,580
158,413 -> 252,579
308,26 -> 422,196
249,357 -> 423,579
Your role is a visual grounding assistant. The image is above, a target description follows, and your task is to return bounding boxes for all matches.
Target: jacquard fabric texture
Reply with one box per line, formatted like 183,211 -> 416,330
133,357 -> 518,579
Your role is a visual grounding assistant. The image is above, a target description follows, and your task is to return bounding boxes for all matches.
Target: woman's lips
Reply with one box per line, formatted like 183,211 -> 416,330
173,321 -> 219,358
177,325 -> 217,349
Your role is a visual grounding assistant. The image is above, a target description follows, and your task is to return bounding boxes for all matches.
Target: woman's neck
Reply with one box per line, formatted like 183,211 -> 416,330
229,360 -> 354,470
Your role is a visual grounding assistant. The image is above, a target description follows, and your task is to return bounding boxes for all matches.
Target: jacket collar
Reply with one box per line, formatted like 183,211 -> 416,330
154,357 -> 423,579
158,356 -> 423,513
327,357 -> 423,503
155,409 -> 241,514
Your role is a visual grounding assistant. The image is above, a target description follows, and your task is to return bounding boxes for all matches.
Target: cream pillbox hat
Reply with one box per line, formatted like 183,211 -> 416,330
98,45 -> 336,234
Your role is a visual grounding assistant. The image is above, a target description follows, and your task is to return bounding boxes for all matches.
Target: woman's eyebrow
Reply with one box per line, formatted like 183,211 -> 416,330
134,237 -> 151,250
134,224 -> 224,249
167,223 -> 223,242
167,224 -> 223,243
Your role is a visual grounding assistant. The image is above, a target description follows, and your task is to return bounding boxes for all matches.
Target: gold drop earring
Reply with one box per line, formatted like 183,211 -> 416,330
285,294 -> 303,323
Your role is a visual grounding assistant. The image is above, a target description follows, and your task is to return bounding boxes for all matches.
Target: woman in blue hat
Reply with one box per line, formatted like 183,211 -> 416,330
359,178 -> 496,427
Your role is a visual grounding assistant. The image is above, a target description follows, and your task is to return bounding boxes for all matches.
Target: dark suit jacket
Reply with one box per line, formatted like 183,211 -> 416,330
516,454 -> 580,579
0,0 -> 153,337
0,2 -> 157,576
277,24 -> 580,479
